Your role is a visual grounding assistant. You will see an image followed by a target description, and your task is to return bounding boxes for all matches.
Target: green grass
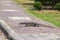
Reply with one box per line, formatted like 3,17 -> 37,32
28,10 -> 60,27
13,0 -> 34,4
13,0 -> 21,4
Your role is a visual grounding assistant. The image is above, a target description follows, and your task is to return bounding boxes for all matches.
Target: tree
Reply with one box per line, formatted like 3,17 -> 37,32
51,0 -> 57,9
35,0 -> 41,2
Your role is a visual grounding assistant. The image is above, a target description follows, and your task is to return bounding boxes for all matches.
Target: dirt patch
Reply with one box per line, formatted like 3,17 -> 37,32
36,10 -> 60,14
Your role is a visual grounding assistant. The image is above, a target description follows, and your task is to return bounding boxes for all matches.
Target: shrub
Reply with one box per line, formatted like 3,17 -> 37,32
55,3 -> 60,10
35,0 -> 41,2
57,0 -> 60,3
33,2 -> 42,10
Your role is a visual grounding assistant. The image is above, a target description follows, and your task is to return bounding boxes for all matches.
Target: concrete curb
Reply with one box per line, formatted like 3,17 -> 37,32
0,20 -> 24,40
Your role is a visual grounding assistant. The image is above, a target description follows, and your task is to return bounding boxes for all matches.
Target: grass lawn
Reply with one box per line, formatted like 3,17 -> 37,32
14,0 -> 34,4
14,0 -> 60,27
28,10 -> 60,27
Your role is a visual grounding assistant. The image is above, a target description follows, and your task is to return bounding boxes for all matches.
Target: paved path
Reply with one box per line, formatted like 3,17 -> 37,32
0,0 -> 60,40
